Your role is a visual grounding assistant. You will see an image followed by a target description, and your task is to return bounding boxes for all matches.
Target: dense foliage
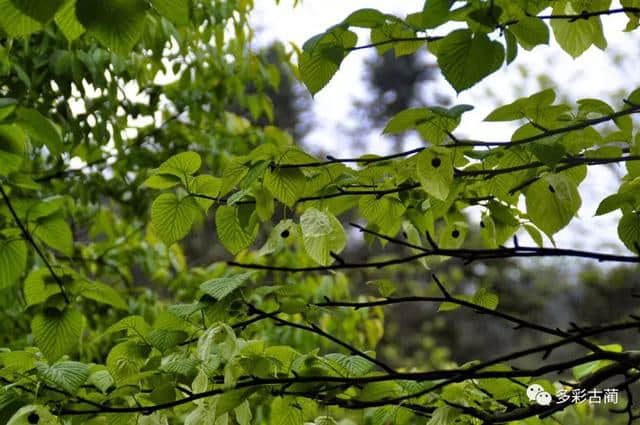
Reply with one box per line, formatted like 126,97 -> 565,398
1,1 -> 640,424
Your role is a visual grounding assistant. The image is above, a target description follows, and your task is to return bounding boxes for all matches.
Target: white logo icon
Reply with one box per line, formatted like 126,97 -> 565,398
526,384 -> 552,406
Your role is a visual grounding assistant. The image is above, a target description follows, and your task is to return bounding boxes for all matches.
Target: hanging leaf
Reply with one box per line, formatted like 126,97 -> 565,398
430,29 -> 504,92
11,0 -> 64,23
150,0 -> 190,26
0,234 -> 27,290
300,208 -> 346,266
0,0 -> 42,37
525,174 -> 581,237
151,193 -> 199,246
32,308 -> 84,361
618,212 -> 640,254
416,149 -> 454,201
76,0 -> 149,56
33,213 -> 73,256
215,205 -> 259,255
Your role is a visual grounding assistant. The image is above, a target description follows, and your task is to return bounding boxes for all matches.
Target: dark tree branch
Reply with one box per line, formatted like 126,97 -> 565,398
0,185 -> 69,303
246,303 -> 396,374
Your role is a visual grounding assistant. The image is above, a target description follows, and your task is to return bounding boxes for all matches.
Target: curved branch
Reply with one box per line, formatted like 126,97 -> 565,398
0,185 -> 69,303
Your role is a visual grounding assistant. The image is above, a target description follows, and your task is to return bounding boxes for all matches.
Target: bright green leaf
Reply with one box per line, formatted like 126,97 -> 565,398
151,193 -> 199,245
300,208 -> 346,266
525,174 -> 581,237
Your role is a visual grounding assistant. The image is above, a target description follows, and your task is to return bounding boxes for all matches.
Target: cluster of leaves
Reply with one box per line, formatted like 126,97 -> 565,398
1,1 -> 640,425
299,0 -> 640,94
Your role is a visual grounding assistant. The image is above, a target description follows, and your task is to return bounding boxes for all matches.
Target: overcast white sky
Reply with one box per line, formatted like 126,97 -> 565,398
250,1 -> 640,255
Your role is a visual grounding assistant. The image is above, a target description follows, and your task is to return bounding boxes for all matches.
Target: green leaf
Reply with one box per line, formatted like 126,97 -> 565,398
264,168 -> 306,207
525,174 -> 581,237
76,0 -> 149,56
150,0 -> 190,25
383,105 -> 471,144
299,47 -> 342,96
299,28 -> 357,95
87,368 -> 114,393
79,280 -> 128,310
0,125 -> 26,176
485,88 -> 555,122
0,350 -> 37,373
427,406 -> 460,425
23,268 -> 61,307
300,208 -> 346,266
342,8 -> 385,28
0,236 -> 27,290
151,193 -> 199,245
32,308 -> 84,361
200,273 -> 253,301
54,0 -> 85,41
0,0 -> 42,37
143,174 -> 181,190
324,353 -> 374,376
0,98 -> 17,121
33,213 -> 73,256
508,16 -> 549,50
7,405 -> 58,425
550,2 -> 608,58
422,0 -> 452,29
622,0 -> 640,30
149,329 -> 188,352
102,315 -> 151,339
16,108 -> 63,155
595,191 -> 636,216
618,213 -> 640,254
37,361 -> 90,393
504,29 -> 517,64
235,400 -> 252,425
191,175 -> 221,212
473,288 -> 499,310
216,388 -> 258,418
359,381 -> 404,402
431,29 -> 504,93
215,205 -> 259,255
106,341 -> 150,383
155,152 -> 202,180
270,397 -> 304,425
366,279 -> 396,297
11,0 -> 64,23
416,149 -> 453,201
525,224 -> 544,247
